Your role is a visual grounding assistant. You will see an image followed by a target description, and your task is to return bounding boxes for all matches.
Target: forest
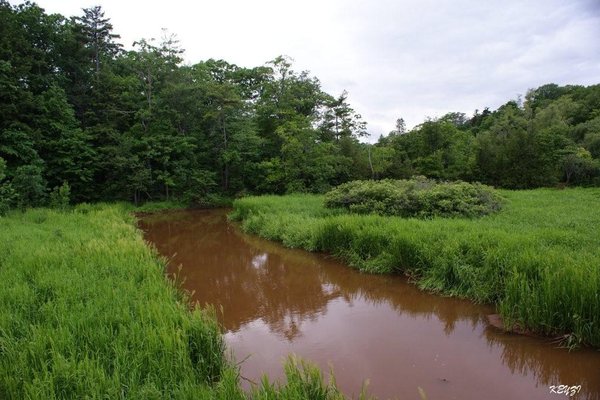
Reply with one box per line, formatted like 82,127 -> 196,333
1,1 -> 600,214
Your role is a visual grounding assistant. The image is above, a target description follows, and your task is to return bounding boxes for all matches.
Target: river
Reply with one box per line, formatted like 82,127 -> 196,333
139,209 -> 600,400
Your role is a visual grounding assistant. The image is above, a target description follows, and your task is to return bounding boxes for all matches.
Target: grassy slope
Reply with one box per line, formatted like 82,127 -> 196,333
230,189 -> 600,347
0,204 -> 347,400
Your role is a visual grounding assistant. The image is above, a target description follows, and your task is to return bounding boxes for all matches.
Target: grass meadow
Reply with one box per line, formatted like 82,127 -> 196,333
230,188 -> 600,347
0,203 -> 348,399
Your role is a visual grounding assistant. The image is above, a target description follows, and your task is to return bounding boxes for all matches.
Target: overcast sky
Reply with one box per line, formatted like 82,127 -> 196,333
24,0 -> 600,141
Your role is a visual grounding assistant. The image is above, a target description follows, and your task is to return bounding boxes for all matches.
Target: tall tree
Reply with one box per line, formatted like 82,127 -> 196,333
75,6 -> 121,76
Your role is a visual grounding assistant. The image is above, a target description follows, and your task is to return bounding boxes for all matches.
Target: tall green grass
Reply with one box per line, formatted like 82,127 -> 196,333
231,188 -> 600,347
0,204 -> 351,399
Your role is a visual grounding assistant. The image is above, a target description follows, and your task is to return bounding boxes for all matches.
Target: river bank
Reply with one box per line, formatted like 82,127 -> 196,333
141,208 -> 600,400
230,188 -> 600,347
0,204 -> 345,399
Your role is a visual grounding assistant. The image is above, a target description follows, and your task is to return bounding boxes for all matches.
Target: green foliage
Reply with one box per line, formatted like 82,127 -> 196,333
233,189 -> 600,347
1,1 -> 599,208
324,178 -> 503,218
383,86 -> 600,188
252,356 -> 345,400
11,164 -> 46,209
385,120 -> 476,181
0,183 -> 16,216
75,5 -> 122,75
0,2 -> 372,207
49,181 -> 71,210
180,169 -> 218,205
131,200 -> 188,213
35,84 -> 97,201
560,147 -> 600,185
0,157 -> 16,215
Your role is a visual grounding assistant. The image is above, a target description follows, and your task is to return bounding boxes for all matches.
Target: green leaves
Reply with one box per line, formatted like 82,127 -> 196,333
12,164 -> 47,209
0,157 -> 16,215
324,178 -> 503,218
49,181 -> 71,210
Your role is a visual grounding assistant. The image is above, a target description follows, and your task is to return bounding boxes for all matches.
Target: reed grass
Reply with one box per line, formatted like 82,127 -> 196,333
0,204 -> 351,399
231,188 -> 600,347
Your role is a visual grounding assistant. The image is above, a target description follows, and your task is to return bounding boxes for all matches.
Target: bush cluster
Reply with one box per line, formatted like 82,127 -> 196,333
324,178 -> 503,218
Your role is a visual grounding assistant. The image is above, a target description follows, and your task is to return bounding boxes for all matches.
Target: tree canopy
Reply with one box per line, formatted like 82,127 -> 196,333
0,2 -> 598,211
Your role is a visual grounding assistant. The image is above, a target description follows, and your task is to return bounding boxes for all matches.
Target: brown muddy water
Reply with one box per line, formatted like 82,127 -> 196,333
139,209 -> 600,400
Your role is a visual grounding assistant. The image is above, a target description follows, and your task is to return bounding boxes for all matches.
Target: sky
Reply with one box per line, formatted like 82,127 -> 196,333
22,0 -> 600,142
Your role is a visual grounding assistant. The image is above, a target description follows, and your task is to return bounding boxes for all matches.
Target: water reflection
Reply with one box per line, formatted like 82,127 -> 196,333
139,209 -> 600,400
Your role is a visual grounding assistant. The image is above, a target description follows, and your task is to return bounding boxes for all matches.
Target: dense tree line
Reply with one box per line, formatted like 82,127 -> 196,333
1,2 -> 599,212
0,1 -> 374,210
375,85 -> 600,188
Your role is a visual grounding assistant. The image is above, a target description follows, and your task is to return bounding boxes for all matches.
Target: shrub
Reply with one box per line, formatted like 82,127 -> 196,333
0,157 -> 16,215
324,178 -> 503,218
49,181 -> 71,210
12,164 -> 47,209
0,183 -> 16,216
